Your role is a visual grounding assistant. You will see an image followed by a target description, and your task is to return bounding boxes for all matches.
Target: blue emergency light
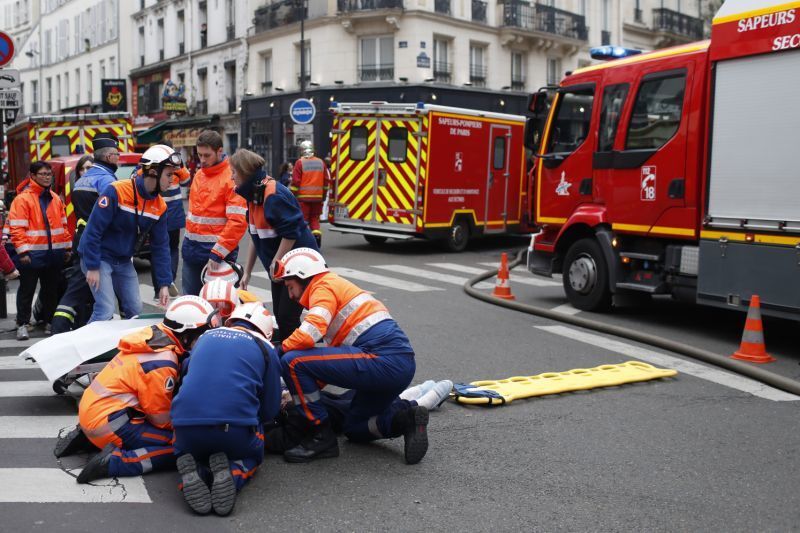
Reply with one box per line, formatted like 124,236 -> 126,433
590,46 -> 643,61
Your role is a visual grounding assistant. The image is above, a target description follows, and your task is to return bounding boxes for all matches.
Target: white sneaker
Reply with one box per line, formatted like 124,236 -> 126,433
416,380 -> 453,410
16,325 -> 29,341
399,380 -> 436,401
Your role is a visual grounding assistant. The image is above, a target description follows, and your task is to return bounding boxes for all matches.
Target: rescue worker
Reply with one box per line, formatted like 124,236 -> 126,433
150,141 -> 187,298
171,302 -> 281,516
290,140 -> 329,247
72,137 -> 120,224
181,130 -> 247,296
274,248 -> 429,464
199,278 -> 260,321
78,145 -> 177,321
73,296 -> 220,483
231,148 -> 319,342
7,161 -> 72,340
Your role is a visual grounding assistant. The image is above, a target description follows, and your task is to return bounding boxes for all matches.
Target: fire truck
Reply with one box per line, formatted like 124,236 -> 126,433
5,112 -> 134,202
526,0 -> 800,320
328,102 -> 534,251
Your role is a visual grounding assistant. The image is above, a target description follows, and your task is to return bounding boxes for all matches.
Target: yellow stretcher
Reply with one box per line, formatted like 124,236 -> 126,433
453,361 -> 677,406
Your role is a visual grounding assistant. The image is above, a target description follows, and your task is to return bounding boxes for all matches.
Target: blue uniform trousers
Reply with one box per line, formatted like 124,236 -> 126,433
105,415 -> 176,478
281,346 -> 415,442
174,424 -> 264,491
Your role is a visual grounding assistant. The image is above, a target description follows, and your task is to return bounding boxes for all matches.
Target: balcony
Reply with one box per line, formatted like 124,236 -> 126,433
338,0 -> 403,11
196,99 -> 208,115
502,2 -> 588,42
435,0 -> 450,15
510,76 -> 525,91
469,64 -> 487,87
653,8 -> 703,44
471,0 -> 486,23
359,64 -> 394,82
254,0 -> 306,33
433,61 -> 451,83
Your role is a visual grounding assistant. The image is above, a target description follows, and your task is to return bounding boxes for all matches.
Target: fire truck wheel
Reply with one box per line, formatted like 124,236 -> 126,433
364,235 -> 388,246
563,238 -> 612,311
443,220 -> 469,253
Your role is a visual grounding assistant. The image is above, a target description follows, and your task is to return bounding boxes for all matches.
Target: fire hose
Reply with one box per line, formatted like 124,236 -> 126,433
463,248 -> 800,397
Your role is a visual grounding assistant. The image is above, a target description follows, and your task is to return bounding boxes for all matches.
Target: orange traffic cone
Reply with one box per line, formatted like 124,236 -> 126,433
492,252 -> 516,300
731,295 -> 775,363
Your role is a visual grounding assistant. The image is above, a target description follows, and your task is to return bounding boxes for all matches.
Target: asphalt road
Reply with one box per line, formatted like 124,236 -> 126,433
0,226 -> 798,532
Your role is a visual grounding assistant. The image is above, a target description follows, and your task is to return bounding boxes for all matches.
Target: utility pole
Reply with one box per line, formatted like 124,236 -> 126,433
299,0 -> 306,98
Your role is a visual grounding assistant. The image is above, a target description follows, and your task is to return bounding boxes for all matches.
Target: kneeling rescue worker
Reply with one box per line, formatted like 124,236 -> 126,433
275,248 -> 429,464
70,296 -> 219,483
170,302 -> 282,516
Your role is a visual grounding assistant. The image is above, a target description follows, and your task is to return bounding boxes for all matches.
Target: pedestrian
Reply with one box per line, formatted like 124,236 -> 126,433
230,148 -> 319,342
71,296 -> 219,483
277,161 -> 292,188
274,248 -> 429,464
290,141 -> 329,247
78,145 -> 177,322
150,140 -> 186,298
7,161 -> 72,340
181,130 -> 247,296
171,302 -> 281,516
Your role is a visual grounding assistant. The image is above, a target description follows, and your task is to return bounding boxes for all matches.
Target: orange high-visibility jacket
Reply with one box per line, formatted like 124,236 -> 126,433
78,324 -> 185,448
7,180 -> 72,269
183,158 -> 247,263
282,272 -> 392,352
290,156 -> 329,202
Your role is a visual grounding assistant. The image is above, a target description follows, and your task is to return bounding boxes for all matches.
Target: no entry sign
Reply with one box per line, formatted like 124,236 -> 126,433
0,32 -> 15,68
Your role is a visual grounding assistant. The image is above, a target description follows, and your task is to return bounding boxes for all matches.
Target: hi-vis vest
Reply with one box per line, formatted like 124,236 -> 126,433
294,157 -> 326,202
247,179 -> 278,240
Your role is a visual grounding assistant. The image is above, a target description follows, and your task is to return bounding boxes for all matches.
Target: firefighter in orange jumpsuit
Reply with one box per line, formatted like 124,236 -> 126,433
72,296 -> 220,484
181,130 -> 248,295
290,140 -> 329,247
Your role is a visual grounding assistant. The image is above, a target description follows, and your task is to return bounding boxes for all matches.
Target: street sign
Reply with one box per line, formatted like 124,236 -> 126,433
0,89 -> 21,109
289,98 -> 316,125
0,69 -> 20,89
0,33 -> 14,68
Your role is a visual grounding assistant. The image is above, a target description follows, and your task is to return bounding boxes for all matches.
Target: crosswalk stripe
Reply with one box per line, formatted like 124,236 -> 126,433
0,469 -> 151,503
374,265 -> 495,290
330,267 -> 443,292
536,325 -> 800,402
0,356 -> 39,370
0,338 -> 39,349
0,381 -> 55,398
427,263 -> 561,287
0,416 -> 76,438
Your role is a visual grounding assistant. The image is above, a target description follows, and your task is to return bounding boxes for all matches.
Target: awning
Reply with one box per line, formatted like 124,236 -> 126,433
136,116 -> 217,146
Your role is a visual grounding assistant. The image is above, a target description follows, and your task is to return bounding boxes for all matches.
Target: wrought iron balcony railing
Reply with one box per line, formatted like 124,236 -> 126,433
433,61 -> 451,83
338,0 -> 403,11
469,64 -> 487,87
503,2 -> 588,41
652,8 -> 703,39
471,0 -> 486,22
359,64 -> 395,82
254,0 -> 308,33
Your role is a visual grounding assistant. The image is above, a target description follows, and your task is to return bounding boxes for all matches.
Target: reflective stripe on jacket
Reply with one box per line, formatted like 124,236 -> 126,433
78,325 -> 184,448
7,180 -> 72,269
182,157 -> 247,263
291,156 -> 328,202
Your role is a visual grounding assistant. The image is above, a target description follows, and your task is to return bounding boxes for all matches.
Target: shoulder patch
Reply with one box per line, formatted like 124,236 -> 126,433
165,376 -> 175,392
98,195 -> 110,208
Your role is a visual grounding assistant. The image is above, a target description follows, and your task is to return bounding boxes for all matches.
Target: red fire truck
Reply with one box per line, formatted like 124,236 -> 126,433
328,102 -> 534,251
526,0 -> 800,320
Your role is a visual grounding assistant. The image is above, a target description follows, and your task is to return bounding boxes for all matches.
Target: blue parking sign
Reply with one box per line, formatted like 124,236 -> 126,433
289,98 -> 316,125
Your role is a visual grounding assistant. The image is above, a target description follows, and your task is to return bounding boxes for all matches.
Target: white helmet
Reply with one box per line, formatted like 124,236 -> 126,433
299,140 -> 314,157
163,295 -> 220,333
199,279 -> 237,319
201,260 -> 243,287
275,248 -> 328,280
140,144 -> 182,169
225,302 -> 275,340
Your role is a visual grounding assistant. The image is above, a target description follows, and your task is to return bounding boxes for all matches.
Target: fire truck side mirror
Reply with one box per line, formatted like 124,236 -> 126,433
528,91 -> 548,115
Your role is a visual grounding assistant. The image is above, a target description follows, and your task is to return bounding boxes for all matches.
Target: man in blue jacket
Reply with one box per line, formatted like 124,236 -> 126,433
171,302 -> 281,516
78,145 -> 177,321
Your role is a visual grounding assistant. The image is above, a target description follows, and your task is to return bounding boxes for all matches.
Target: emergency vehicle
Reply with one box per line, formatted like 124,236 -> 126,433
328,102 -> 534,252
5,112 -> 134,201
526,0 -> 800,320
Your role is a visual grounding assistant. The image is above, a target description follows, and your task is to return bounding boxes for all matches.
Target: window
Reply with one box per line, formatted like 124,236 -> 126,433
99,59 -> 105,81
433,38 -> 450,80
597,84 -> 629,152
511,52 -> 524,89
469,44 -> 486,86
55,74 -> 61,110
626,73 -> 686,150
87,64 -> 93,103
359,36 -> 394,82
138,26 -> 144,66
349,126 -> 369,161
547,58 -> 561,85
64,73 -> 69,107
157,19 -> 164,61
226,0 -> 235,40
51,135 -> 70,157
109,57 -> 116,78
74,14 -> 81,55
262,54 -> 272,94
31,80 -> 38,113
177,10 -> 185,54
75,68 -> 81,102
493,136 -> 507,169
46,77 -> 52,111
545,86 -> 594,154
387,128 -> 408,162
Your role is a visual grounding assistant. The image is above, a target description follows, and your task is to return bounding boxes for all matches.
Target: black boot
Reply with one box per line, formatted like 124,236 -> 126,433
391,406 -> 429,465
264,407 -> 309,454
283,420 -> 339,463
177,454 -> 212,515
54,424 -> 97,458
209,452 -> 237,516
76,444 -> 114,484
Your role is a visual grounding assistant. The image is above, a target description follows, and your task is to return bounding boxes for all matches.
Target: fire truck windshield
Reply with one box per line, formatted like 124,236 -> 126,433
544,87 -> 594,156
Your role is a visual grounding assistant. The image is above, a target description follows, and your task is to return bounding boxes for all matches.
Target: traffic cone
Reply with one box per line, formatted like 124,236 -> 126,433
731,295 -> 775,363
492,252 -> 515,300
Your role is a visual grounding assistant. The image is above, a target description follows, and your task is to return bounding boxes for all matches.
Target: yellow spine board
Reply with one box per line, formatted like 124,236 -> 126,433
455,361 -> 677,405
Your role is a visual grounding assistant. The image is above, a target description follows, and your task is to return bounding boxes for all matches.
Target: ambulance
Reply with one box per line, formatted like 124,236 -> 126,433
526,0 -> 800,319
328,102 -> 534,251
5,112 -> 134,202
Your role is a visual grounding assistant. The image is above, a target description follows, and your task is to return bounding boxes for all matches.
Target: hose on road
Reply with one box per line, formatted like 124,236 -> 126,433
463,248 -> 800,397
